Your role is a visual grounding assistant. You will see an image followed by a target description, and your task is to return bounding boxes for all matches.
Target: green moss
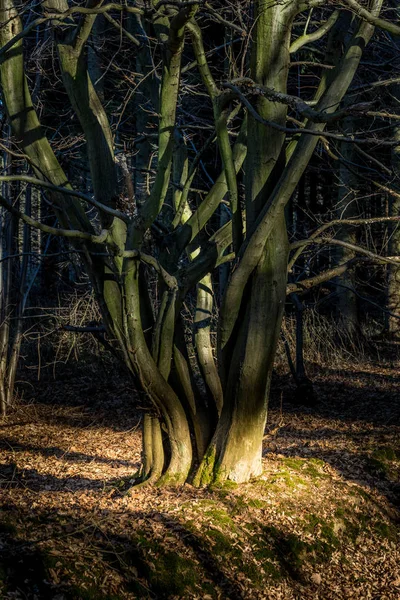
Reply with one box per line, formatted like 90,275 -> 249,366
229,495 -> 249,513
373,520 -> 398,541
147,550 -> 199,595
333,504 -> 373,543
372,447 -> 399,462
199,502 -> 238,531
270,470 -> 308,488
204,507 -> 235,526
282,457 -> 328,479
351,487 -> 373,502
69,583 -> 123,600
262,526 -> 309,578
243,556 -> 279,583
190,497 -> 244,524
259,522 -> 339,581
333,503 -> 398,546
304,514 -> 340,551
213,492 -> 259,515
332,509 -> 355,542
210,480 -> 238,497
207,528 -> 237,555
103,530 -> 201,598
253,479 -> 272,491
247,498 -> 268,509
215,492 -> 268,512
185,497 -> 285,585
249,514 -> 348,583
364,457 -> 388,478
205,528 -> 277,585
193,445 -> 218,486
282,458 -> 305,470
250,535 -> 282,581
156,471 -> 187,487
206,528 -> 245,571
363,447 -> 400,483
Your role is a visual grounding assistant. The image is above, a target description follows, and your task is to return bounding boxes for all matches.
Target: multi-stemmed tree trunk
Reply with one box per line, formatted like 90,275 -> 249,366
1,0 -> 395,481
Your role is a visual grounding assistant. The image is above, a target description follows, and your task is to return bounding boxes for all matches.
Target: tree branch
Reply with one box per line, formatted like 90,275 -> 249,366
0,195 -> 108,244
138,3 -> 198,238
63,325 -> 106,332
219,1 -> 385,349
290,10 -> 340,53
122,250 -> 178,290
227,77 -> 376,123
189,21 -> 242,251
287,258 -> 364,294
203,2 -> 246,36
290,236 -> 400,266
342,0 -> 400,36
223,82 -> 397,145
0,175 -> 129,223
0,3 -> 143,61
103,12 -> 140,46
288,216 -> 400,271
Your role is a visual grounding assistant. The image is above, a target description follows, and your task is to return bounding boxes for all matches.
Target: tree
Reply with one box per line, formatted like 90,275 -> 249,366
389,107 -> 400,337
387,8 -> 400,339
0,0 -> 399,483
0,138 -> 33,416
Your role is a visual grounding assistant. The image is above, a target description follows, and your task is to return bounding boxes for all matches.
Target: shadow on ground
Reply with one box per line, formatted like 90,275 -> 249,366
0,505 -> 254,599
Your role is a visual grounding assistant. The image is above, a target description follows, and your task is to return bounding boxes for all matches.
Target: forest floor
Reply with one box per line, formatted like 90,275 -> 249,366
0,344 -> 399,599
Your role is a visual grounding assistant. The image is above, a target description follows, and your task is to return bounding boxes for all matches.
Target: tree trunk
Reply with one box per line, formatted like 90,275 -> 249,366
195,214 -> 288,484
388,85 -> 400,338
194,0 -> 291,484
0,155 -> 31,416
335,118 -> 360,338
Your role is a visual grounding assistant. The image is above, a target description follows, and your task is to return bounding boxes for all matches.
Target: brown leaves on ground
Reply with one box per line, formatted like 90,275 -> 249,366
0,358 -> 399,599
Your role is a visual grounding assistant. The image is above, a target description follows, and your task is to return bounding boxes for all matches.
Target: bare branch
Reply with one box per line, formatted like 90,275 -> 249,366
0,175 -> 129,223
288,216 -> 400,271
290,236 -> 400,266
0,195 -> 109,244
342,0 -> 400,36
104,12 -> 140,46
223,82 -> 398,145
287,258 -> 364,294
351,76 -> 400,93
354,145 -> 392,176
0,3 -> 143,61
63,325 -> 106,333
203,2 -> 246,36
227,78 -> 375,123
290,11 -> 340,53
372,181 -> 400,201
123,250 -> 178,290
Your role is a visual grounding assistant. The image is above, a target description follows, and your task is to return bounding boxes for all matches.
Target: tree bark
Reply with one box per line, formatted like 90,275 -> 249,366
388,86 -> 400,337
195,214 -> 288,484
335,118 -> 361,338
